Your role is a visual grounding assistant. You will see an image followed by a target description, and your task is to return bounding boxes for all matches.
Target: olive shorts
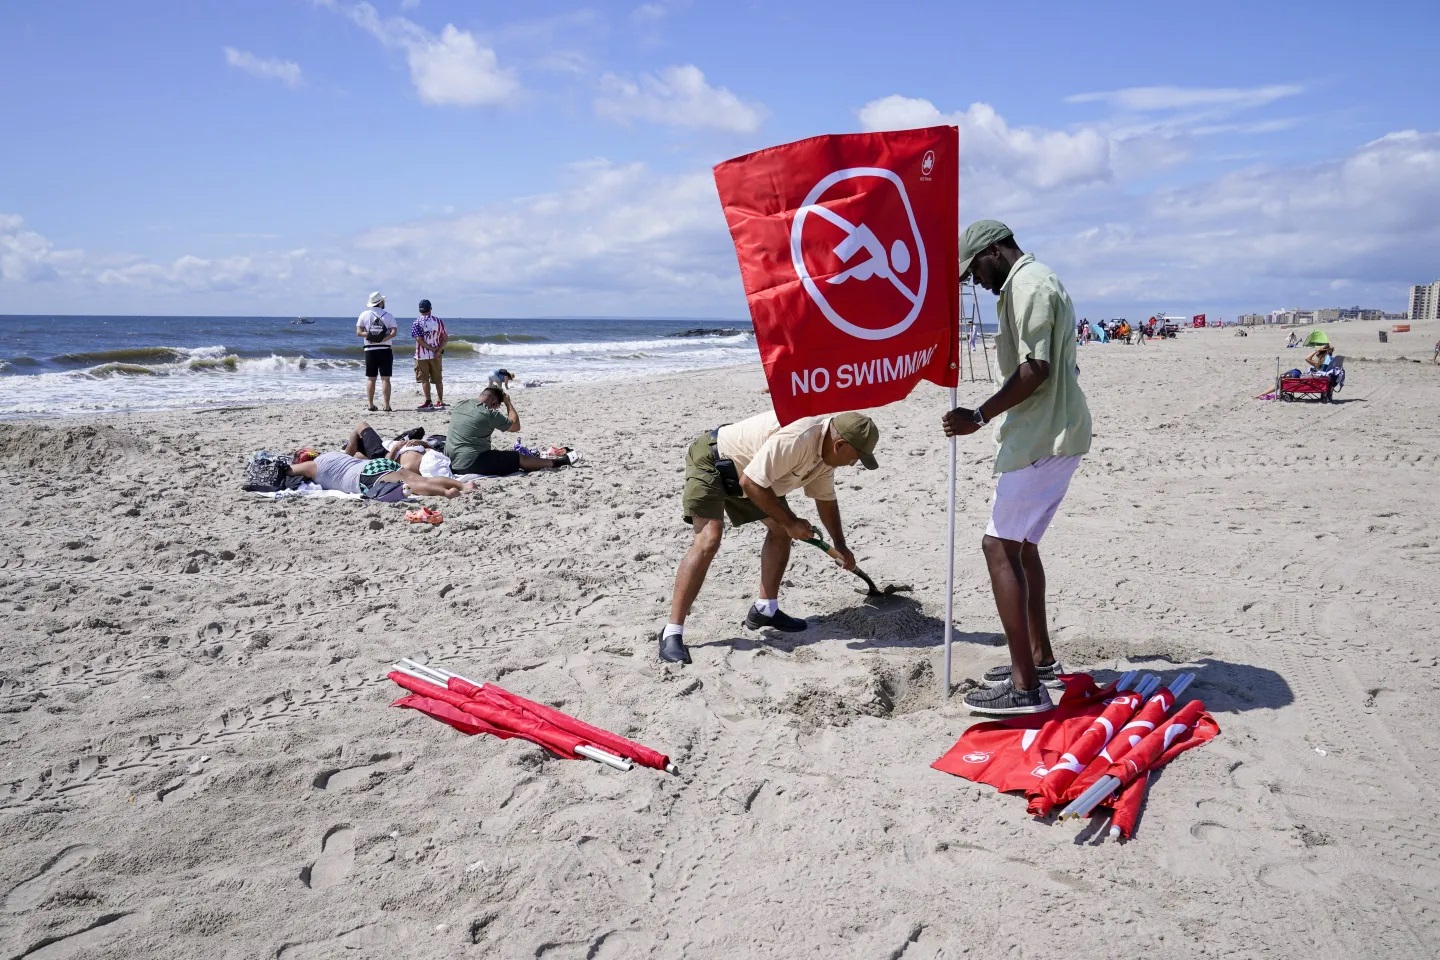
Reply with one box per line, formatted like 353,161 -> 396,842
414,356 -> 443,384
681,432 -> 776,526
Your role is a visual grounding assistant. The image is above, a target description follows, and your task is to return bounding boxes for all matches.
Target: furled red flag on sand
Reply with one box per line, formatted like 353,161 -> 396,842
1059,680 -> 1185,804
1025,689 -> 1145,816
388,670 -> 673,772
713,126 -> 959,424
931,675 -> 1105,793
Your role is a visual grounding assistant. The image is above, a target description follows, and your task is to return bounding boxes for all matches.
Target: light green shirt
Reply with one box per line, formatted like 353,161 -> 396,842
992,254 -> 1092,474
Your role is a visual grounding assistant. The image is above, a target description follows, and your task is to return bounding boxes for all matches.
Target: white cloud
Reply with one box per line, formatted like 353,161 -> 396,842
1044,130 -> 1440,311
315,0 -> 518,106
0,162 -> 738,314
223,47 -> 302,87
596,65 -> 767,134
858,95 -> 1114,192
631,3 -> 668,23
8,113 -> 1436,318
1066,84 -> 1304,113
351,160 -> 736,311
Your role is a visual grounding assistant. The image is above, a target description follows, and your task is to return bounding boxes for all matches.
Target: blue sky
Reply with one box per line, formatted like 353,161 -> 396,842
2,0 -> 1437,320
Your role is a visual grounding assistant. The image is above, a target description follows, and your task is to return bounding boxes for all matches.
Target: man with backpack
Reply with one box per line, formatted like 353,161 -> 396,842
357,292 -> 397,412
411,298 -> 448,411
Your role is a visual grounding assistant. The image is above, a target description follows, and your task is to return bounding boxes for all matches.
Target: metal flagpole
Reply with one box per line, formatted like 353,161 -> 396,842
943,382 -> 958,698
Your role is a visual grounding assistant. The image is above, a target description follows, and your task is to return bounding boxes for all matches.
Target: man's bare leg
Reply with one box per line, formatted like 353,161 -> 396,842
343,421 -> 372,457
1019,541 -> 1055,668
517,453 -> 569,471
661,517 -> 723,664
365,377 -> 377,410
758,518 -> 792,604
982,534 -> 1038,692
668,517 -> 724,627
381,376 -> 392,411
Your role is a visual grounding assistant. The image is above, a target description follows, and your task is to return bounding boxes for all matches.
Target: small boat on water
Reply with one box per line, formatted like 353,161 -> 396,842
292,317 -> 315,325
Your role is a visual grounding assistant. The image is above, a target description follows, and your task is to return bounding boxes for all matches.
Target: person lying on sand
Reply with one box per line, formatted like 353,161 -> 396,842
289,422 -> 475,498
657,411 -> 879,665
446,386 -> 579,477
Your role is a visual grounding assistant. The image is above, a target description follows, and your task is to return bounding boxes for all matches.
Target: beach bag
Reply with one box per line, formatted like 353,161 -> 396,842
243,452 -> 290,492
365,312 -> 389,343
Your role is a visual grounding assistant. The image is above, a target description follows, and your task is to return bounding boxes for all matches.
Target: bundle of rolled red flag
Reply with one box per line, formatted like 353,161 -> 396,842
932,671 -> 1218,839
388,658 -> 675,774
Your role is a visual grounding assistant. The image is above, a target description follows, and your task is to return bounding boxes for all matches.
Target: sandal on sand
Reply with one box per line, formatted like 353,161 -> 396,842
368,405 -> 379,412
405,506 -> 443,525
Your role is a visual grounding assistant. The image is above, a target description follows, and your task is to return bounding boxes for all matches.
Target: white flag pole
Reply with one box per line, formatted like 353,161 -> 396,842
943,382 -> 958,698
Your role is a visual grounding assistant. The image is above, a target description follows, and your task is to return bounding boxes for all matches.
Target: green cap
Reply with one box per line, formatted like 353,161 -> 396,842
831,412 -> 879,470
959,219 -> 1013,280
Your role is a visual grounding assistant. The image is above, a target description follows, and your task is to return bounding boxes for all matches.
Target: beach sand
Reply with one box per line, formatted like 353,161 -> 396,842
2,318 -> 1438,958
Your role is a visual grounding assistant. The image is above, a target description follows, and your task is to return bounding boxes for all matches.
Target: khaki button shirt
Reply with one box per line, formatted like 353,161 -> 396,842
716,412 -> 837,500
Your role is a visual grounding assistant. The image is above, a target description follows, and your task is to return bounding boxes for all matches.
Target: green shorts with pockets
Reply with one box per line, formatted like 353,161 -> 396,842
681,432 -> 778,526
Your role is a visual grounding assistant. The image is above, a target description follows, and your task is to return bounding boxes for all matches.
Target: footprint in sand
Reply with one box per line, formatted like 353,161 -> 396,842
311,752 -> 403,791
300,825 -> 354,890
13,911 -> 144,959
3,845 -> 99,913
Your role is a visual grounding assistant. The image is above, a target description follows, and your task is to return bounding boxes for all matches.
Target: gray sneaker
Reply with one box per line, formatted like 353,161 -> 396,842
983,660 -> 1064,690
964,679 -> 1053,716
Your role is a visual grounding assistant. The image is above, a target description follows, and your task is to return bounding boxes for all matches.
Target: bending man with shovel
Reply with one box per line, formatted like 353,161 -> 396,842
659,411 -> 880,664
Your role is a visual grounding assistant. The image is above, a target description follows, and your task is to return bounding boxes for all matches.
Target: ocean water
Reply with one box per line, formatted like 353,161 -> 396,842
0,315 -> 759,417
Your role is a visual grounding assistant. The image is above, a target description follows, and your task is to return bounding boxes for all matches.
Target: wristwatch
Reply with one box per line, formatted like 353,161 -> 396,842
971,408 -> 987,426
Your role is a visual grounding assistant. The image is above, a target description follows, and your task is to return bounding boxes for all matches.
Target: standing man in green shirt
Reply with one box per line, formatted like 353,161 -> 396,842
942,220 -> 1092,716
446,387 -> 578,476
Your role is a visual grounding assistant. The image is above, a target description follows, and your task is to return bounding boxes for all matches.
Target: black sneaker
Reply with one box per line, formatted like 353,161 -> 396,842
983,660 -> 1064,690
964,679 -> 1053,716
744,606 -> 807,633
658,631 -> 691,665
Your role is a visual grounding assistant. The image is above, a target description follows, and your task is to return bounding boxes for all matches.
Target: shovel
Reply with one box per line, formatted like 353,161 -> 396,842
802,535 -> 912,598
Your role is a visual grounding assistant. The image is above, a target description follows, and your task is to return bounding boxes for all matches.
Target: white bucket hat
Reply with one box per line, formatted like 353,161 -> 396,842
367,291 -> 385,308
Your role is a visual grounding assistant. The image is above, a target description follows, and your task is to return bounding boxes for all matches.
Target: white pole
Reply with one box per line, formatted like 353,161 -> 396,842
943,383 -> 958,698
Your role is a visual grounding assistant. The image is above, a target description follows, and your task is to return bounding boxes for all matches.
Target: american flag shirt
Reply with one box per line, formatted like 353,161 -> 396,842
411,315 -> 445,360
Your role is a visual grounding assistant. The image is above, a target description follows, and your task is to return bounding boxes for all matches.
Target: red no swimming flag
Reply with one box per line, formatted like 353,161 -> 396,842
714,126 -> 959,424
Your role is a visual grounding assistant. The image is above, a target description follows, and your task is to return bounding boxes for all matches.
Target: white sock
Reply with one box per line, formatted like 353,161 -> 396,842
754,599 -> 779,617
662,623 -> 684,639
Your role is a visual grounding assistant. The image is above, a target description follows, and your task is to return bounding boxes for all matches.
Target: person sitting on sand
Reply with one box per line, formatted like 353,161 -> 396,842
1306,344 -> 1335,374
288,421 -> 475,498
446,387 -> 578,477
657,410 -> 879,665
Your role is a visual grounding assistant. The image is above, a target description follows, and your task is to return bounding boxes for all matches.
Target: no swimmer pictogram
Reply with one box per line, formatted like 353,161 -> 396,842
789,167 -> 929,342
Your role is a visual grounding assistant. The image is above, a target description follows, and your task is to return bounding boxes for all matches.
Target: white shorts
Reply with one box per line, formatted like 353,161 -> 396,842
986,455 -> 1082,544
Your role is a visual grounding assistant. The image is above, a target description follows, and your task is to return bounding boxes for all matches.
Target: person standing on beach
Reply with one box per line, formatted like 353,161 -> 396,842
411,299 -> 447,411
357,292 -> 397,412
658,411 -> 879,665
942,220 -> 1092,716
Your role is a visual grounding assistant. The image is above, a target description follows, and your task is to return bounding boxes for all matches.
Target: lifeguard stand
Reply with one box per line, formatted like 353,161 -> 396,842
961,280 -> 995,382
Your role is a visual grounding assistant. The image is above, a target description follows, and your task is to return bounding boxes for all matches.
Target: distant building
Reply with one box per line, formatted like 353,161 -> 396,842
1409,281 -> 1440,321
